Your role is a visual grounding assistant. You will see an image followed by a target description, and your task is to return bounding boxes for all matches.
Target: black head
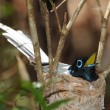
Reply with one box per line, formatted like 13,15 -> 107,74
74,57 -> 88,69
68,56 -> 99,82
69,57 -> 88,71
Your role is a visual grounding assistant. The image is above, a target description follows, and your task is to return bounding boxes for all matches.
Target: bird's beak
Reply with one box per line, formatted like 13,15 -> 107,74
84,53 -> 96,67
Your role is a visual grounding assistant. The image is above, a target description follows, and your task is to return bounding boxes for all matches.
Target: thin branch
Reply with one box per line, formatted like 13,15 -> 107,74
50,0 -> 87,74
66,0 -> 87,30
96,1 -> 110,71
50,27 -> 68,74
95,0 -> 104,20
52,4 -> 61,32
39,0 -> 53,74
16,55 -> 30,81
26,0 -> 43,82
63,12 -> 67,27
51,0 -> 67,12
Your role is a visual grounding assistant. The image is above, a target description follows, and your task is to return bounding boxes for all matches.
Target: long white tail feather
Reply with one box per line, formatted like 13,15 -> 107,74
0,23 -> 70,74
0,23 -> 49,63
3,33 -> 34,60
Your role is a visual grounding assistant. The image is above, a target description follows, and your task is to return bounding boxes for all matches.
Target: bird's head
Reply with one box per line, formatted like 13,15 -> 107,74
69,53 -> 98,82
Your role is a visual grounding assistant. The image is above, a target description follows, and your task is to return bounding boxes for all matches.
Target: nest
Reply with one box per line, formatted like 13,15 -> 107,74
44,73 -> 106,110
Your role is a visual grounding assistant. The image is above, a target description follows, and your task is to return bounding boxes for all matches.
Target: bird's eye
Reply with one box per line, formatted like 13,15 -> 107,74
77,60 -> 83,68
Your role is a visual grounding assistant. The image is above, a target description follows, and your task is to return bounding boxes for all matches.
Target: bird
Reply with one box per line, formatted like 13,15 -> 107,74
0,23 -> 70,74
68,53 -> 99,82
0,23 -> 99,81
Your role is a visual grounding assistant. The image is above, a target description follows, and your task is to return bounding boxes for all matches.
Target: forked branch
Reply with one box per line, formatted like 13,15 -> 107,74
66,0 -> 87,30
51,0 -> 87,74
51,0 -> 67,12
96,1 -> 110,71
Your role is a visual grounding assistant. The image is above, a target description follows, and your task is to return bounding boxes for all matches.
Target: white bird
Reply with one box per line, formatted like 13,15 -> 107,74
0,23 -> 70,74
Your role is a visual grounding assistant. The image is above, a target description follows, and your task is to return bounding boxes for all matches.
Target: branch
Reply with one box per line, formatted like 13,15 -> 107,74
26,0 -> 43,82
63,12 -> 67,27
95,0 -> 104,20
50,0 -> 67,12
50,0 -> 87,74
52,4 -> 61,32
66,0 -> 87,30
16,55 -> 30,81
39,0 -> 53,74
96,1 -> 110,71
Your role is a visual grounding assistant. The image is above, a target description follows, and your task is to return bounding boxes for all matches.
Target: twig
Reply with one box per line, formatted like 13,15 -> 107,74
50,27 -> 68,74
96,1 -> 110,71
51,0 -> 67,12
95,0 -> 104,20
16,55 -> 30,81
63,12 -> 67,27
26,0 -> 43,82
51,0 -> 87,74
66,0 -> 87,30
52,4 -> 61,32
39,0 -> 53,74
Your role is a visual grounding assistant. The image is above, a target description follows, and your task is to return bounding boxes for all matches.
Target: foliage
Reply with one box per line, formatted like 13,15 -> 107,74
0,1 -> 14,17
21,81 -> 70,110
0,80 -> 70,110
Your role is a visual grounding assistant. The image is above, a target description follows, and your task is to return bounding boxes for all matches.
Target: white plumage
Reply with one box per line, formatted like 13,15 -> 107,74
0,23 -> 70,74
0,23 -> 49,64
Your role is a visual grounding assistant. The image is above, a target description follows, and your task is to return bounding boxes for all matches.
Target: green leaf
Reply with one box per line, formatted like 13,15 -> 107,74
0,93 -> 7,101
46,99 -> 70,110
12,107 -> 20,110
21,81 -> 33,92
21,81 -> 47,109
0,103 -> 5,110
31,88 -> 47,109
1,2 -> 14,17
0,94 -> 7,110
12,107 -> 29,110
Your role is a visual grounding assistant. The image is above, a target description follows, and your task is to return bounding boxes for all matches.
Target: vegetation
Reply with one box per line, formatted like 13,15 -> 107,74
0,0 -> 110,109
